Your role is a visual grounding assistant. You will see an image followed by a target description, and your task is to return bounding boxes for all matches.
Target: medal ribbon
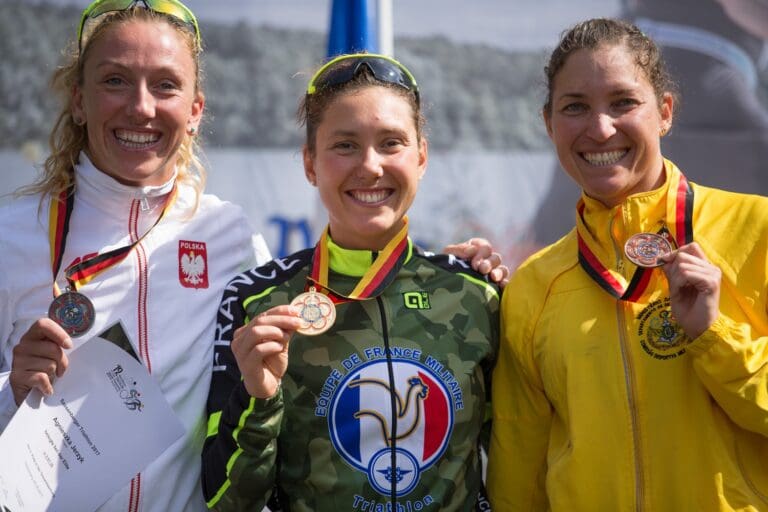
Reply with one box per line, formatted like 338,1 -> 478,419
308,218 -> 410,305
576,166 -> 693,302
49,183 -> 178,297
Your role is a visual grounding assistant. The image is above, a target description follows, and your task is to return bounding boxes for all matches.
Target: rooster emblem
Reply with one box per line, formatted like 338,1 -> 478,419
181,251 -> 206,285
350,376 -> 429,445
328,360 -> 455,499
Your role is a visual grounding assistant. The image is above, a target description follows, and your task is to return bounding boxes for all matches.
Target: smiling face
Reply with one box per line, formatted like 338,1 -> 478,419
544,43 -> 673,208
71,18 -> 203,187
303,86 -> 427,250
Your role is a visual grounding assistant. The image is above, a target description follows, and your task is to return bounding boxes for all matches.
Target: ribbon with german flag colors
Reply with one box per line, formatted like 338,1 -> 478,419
666,164 -> 695,249
576,167 -> 694,302
307,217 -> 410,305
49,183 -> 178,297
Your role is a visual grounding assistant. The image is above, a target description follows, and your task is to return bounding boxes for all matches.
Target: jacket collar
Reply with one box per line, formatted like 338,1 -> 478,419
578,159 -> 693,251
74,152 -> 177,212
326,235 -> 414,277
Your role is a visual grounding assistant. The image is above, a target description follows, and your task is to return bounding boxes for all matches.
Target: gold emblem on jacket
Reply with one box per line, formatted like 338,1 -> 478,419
636,298 -> 691,360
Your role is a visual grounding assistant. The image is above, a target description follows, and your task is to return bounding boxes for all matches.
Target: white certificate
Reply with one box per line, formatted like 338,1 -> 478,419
0,337 -> 184,512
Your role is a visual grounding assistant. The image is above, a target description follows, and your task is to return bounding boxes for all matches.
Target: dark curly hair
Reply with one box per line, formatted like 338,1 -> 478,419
543,17 -> 678,115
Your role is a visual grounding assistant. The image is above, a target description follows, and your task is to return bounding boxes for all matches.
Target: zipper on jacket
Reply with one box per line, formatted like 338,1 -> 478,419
138,193 -> 151,212
611,213 -> 643,511
616,301 -> 644,511
128,197 -> 150,512
377,295 -> 399,509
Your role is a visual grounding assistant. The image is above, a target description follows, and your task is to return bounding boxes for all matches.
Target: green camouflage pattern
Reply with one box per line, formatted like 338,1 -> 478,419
203,245 -> 499,512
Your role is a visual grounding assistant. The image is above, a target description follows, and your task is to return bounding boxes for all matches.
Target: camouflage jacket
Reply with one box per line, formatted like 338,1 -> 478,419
202,238 -> 500,511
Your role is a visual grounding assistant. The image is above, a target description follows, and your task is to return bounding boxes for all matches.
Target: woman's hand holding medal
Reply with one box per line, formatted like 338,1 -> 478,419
658,242 -> 722,339
231,305 -> 303,399
9,318 -> 72,405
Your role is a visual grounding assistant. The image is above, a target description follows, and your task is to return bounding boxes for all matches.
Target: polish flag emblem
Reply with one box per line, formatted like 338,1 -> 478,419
179,240 -> 208,289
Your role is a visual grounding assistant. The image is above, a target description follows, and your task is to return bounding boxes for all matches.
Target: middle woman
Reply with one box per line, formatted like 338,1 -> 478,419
201,54 -> 500,511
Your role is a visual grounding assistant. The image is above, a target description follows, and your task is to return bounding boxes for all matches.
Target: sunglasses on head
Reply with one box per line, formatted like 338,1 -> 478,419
77,0 -> 200,52
306,53 -> 420,106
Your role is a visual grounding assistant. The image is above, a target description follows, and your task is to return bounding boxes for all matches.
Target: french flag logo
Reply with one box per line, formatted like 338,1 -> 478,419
328,359 -> 454,497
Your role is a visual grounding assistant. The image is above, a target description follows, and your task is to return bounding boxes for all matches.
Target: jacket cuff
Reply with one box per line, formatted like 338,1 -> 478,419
233,382 -> 284,443
686,315 -> 730,356
235,381 -> 283,413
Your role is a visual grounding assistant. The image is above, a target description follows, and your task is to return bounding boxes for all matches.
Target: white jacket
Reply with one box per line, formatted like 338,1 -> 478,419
0,154 -> 271,512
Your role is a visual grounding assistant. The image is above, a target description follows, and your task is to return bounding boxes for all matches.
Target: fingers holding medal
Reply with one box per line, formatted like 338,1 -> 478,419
232,290 -> 335,399
624,233 -> 674,268
290,287 -> 336,336
231,304 -> 304,399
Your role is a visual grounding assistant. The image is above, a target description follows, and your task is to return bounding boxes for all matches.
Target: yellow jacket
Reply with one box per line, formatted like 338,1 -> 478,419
488,160 -> 768,511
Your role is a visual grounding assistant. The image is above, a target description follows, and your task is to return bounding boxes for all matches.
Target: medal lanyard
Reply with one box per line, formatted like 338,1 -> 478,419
48,183 -> 178,297
576,169 -> 694,302
307,217 -> 411,304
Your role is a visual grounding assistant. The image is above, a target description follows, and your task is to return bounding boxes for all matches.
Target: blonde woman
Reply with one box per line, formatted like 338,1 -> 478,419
0,2 -> 269,510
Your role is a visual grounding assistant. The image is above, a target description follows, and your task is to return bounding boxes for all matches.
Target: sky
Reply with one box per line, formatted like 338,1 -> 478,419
35,0 -> 621,51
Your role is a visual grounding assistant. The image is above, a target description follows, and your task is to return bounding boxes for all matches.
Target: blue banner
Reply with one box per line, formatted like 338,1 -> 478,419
327,0 -> 377,58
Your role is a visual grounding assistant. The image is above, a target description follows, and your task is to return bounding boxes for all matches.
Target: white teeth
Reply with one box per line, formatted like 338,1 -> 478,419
115,130 -> 159,148
582,150 -> 627,165
351,189 -> 390,204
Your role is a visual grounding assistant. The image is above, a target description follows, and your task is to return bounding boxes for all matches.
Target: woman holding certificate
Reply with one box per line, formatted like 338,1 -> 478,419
202,53 -> 500,511
487,18 -> 768,510
0,1 -> 272,510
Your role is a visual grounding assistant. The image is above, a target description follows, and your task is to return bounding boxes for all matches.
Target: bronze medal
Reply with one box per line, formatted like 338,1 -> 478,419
48,290 -> 95,337
290,287 -> 336,336
624,233 -> 673,268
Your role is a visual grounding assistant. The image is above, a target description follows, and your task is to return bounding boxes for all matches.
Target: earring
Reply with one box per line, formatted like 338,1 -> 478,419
660,126 -> 669,137
187,126 -> 197,135
73,116 -> 85,126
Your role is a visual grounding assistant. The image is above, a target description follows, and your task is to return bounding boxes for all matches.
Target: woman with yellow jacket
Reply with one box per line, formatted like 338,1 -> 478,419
488,17 -> 768,511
